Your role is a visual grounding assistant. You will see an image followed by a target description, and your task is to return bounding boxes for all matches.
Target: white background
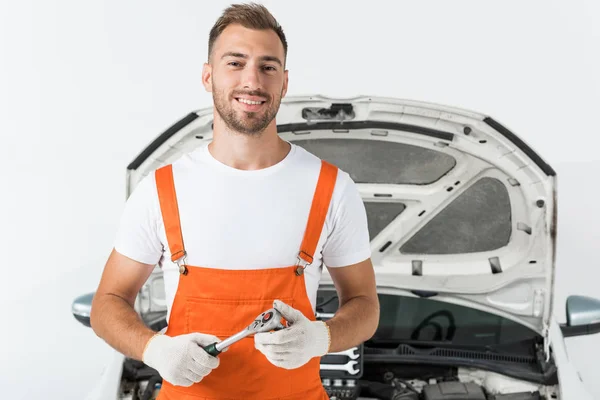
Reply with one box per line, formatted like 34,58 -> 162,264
1,0 -> 599,398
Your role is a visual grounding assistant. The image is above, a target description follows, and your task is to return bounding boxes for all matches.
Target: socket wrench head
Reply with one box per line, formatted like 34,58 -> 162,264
247,308 -> 286,334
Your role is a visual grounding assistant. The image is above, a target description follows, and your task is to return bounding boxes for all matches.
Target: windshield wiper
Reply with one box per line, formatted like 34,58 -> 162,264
365,337 -> 538,354
365,340 -> 538,366
366,338 -> 477,349
362,340 -> 554,385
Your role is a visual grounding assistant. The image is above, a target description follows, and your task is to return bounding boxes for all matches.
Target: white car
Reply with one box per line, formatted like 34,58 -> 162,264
73,95 -> 600,400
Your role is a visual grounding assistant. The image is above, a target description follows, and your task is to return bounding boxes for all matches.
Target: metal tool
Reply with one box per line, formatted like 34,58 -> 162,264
320,360 -> 360,375
315,312 -> 335,319
202,308 -> 286,356
328,347 -> 359,360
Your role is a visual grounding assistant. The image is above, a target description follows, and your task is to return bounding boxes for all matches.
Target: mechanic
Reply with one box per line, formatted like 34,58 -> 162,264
90,3 -> 379,399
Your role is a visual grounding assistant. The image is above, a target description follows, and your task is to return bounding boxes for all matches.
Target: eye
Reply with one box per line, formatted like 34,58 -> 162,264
228,61 -> 242,67
263,65 -> 277,72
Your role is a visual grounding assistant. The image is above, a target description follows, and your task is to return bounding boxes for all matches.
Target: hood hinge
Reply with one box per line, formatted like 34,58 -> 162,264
542,322 -> 550,362
534,289 -> 550,361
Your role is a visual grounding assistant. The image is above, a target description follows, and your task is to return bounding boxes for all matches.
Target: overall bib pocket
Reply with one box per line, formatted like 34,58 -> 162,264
184,296 -> 295,337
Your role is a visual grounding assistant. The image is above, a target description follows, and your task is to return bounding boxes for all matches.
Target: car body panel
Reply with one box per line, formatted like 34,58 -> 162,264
84,351 -> 124,400
548,320 -> 594,399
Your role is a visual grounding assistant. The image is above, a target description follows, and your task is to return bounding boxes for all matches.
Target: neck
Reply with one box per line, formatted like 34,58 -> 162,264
208,117 -> 290,171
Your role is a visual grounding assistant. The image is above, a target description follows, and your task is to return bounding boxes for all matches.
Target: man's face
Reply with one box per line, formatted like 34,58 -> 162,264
202,24 -> 288,136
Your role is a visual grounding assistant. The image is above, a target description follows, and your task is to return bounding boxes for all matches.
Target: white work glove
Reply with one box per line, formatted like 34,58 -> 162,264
142,332 -> 223,387
254,299 -> 330,369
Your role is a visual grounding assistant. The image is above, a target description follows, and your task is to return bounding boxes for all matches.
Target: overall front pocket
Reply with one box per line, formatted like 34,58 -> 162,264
184,296 -> 294,337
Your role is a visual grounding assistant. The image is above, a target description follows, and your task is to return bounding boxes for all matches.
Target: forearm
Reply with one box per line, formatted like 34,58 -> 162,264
90,293 -> 157,361
324,294 -> 379,353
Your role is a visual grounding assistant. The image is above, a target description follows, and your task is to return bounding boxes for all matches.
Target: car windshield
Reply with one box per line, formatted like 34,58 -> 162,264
316,290 -> 540,348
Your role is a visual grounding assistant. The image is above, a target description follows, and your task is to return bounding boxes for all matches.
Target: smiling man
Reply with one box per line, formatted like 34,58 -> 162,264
90,3 -> 379,399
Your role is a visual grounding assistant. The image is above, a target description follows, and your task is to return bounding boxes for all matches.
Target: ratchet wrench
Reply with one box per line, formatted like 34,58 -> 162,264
202,308 -> 286,356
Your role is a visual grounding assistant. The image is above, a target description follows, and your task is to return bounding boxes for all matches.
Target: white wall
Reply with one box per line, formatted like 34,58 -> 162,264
1,0 -> 599,398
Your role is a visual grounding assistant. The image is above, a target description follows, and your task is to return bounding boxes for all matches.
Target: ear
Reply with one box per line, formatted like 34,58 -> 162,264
202,62 -> 213,93
281,69 -> 289,98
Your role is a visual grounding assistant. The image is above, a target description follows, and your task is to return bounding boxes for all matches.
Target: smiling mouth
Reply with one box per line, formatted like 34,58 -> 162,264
235,97 -> 266,105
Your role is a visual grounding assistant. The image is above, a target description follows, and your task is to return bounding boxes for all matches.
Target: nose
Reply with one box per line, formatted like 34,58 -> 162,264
241,65 -> 262,91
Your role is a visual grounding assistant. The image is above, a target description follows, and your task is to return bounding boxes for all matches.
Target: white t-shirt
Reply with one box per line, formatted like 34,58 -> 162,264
114,142 -> 371,320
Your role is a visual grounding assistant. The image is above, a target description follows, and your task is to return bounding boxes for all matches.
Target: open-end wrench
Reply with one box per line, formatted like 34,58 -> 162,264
320,360 -> 360,375
202,308 -> 286,356
328,347 -> 359,360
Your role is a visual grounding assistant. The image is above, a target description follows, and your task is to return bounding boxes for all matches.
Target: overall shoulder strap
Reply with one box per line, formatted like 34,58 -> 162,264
296,160 -> 338,273
155,164 -> 186,264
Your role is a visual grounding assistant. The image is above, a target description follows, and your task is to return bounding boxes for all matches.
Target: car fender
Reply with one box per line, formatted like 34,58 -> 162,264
84,350 -> 126,400
549,318 -> 594,400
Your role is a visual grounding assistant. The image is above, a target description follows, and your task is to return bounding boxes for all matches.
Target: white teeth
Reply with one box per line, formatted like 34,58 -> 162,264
237,98 -> 263,105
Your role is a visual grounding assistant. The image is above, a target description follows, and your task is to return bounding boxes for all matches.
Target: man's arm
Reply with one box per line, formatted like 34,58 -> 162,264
90,248 -> 157,361
325,257 -> 379,352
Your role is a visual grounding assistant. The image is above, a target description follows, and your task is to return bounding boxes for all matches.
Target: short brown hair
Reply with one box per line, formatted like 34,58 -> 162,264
208,3 -> 288,64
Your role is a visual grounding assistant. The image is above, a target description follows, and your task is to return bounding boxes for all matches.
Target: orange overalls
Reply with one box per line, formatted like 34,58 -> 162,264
154,160 -> 338,400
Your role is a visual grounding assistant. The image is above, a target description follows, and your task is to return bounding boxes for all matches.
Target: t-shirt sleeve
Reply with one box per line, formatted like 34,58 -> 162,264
322,172 -> 372,268
113,173 -> 164,265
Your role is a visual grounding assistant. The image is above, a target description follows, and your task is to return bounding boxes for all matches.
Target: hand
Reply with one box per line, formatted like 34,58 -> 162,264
254,299 -> 330,369
142,332 -> 222,387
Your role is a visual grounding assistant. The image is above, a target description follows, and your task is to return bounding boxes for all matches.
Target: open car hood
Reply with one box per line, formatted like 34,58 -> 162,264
126,95 -> 557,338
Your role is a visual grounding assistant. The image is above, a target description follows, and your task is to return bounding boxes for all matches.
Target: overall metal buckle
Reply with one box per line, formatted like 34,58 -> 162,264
295,256 -> 311,276
175,252 -> 188,275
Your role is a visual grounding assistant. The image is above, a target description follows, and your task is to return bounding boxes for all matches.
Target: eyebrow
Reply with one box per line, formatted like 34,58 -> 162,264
221,52 -> 283,67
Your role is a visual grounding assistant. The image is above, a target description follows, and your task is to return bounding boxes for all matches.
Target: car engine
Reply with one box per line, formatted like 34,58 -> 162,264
349,363 -> 556,400
117,358 -> 557,400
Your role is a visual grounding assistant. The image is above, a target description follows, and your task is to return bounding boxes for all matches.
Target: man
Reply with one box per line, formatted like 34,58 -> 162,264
90,3 -> 379,399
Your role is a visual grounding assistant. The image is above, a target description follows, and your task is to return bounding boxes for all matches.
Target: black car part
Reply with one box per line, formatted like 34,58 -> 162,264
422,382 -> 486,400
301,103 -> 355,121
140,375 -> 162,400
488,392 -> 542,400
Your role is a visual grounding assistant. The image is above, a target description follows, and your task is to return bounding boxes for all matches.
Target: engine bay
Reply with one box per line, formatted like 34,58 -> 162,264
117,358 -> 558,400
352,363 -> 555,400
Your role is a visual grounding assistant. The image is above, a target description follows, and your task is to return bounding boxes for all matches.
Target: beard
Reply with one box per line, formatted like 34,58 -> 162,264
212,82 -> 282,136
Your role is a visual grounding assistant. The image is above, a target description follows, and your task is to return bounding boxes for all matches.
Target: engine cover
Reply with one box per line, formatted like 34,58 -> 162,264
423,382 -> 486,400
